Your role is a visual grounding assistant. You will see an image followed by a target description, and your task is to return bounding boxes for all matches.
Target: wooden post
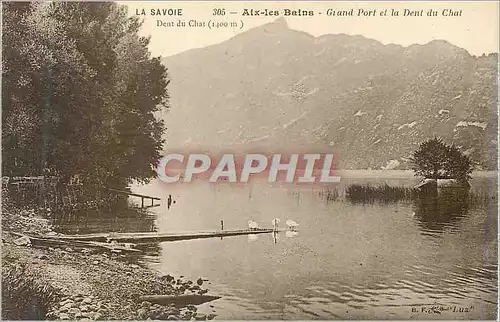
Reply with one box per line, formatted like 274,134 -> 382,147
151,198 -> 154,206
141,197 -> 144,208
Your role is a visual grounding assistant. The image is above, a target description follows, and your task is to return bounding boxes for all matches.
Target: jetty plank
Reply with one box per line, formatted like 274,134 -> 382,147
12,232 -> 141,253
103,187 -> 161,200
44,229 -> 275,244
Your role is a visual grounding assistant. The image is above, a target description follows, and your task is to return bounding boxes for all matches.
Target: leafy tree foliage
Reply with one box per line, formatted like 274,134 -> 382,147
2,2 -> 169,187
411,137 -> 473,183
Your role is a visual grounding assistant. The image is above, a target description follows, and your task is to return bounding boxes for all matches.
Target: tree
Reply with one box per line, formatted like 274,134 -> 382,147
443,144 -> 473,183
411,137 -> 473,183
2,2 -> 169,187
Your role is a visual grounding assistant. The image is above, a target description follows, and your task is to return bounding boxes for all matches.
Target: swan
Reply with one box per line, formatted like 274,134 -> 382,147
247,220 -> 259,230
286,219 -> 299,231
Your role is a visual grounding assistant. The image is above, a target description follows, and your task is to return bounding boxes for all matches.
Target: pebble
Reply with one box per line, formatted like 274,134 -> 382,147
68,308 -> 80,315
167,315 -> 179,320
59,304 -> 70,312
92,260 -> 99,265
80,305 -> 89,312
82,297 -> 93,304
60,299 -> 73,307
194,313 -> 207,320
93,312 -> 103,320
59,313 -> 70,320
137,308 -> 148,319
65,247 -> 73,252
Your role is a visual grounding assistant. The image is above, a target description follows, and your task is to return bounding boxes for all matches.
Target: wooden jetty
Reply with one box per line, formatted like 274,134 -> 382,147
11,232 -> 142,253
48,228 -> 275,244
103,187 -> 161,208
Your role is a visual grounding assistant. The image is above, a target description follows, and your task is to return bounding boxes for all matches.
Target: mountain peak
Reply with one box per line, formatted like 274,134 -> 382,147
259,17 -> 289,33
405,39 -> 470,58
272,17 -> 288,27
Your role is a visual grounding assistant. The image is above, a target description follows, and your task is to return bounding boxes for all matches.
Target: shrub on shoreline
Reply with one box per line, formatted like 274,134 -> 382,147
2,264 -> 59,320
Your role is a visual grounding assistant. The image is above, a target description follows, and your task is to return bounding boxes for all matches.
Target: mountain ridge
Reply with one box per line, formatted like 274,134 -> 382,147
160,19 -> 498,170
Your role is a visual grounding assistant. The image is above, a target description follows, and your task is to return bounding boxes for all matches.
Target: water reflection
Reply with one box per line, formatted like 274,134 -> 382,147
49,176 -> 497,320
413,188 -> 469,234
52,205 -> 157,235
247,234 -> 259,242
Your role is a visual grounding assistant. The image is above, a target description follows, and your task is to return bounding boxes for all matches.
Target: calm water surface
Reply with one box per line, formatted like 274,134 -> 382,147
55,173 -> 498,320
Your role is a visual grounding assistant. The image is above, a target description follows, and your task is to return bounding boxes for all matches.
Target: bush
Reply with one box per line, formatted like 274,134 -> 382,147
2,264 -> 58,320
411,137 -> 473,183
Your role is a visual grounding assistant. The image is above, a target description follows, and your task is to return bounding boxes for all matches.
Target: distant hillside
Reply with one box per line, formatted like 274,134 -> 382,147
160,18 -> 498,170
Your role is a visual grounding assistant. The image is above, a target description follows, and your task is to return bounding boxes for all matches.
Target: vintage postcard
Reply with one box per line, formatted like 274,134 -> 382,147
1,1 -> 498,321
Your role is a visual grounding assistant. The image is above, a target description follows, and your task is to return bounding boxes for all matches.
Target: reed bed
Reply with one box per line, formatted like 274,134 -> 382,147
345,183 -> 417,203
318,188 -> 340,202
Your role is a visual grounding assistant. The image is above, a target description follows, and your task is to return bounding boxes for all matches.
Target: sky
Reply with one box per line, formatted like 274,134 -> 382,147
120,1 -> 499,57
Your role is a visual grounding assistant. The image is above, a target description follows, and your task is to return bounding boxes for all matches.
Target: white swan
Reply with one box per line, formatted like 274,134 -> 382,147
247,220 -> 259,230
286,219 -> 299,231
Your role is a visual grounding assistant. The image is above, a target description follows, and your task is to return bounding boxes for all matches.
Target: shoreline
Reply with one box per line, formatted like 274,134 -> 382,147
2,211 -> 217,321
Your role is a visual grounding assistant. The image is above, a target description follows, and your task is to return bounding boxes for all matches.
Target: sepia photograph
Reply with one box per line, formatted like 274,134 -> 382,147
1,1 -> 498,320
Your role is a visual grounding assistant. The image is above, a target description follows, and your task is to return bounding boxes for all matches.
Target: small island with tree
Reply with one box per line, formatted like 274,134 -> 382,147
411,137 -> 474,190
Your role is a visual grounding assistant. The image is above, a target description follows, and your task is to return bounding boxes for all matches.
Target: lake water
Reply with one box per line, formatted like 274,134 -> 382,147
55,172 -> 498,320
